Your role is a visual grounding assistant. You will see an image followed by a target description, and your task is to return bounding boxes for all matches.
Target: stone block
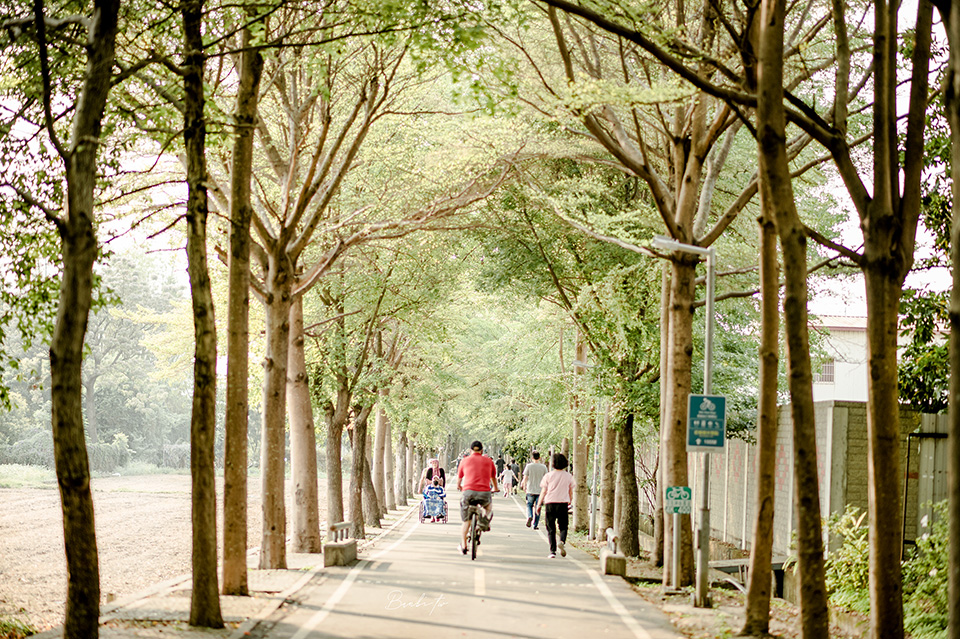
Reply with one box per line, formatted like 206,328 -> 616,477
600,548 -> 626,576
324,539 -> 358,567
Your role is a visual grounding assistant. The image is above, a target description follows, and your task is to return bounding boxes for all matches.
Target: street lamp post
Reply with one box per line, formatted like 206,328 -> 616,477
651,235 -> 716,609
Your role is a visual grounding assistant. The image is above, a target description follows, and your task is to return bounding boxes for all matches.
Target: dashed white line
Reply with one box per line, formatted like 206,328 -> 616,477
474,567 -> 486,596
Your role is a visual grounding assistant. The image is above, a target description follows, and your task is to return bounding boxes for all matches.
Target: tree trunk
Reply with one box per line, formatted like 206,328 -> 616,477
372,400 -> 387,510
287,297 -> 321,553
396,430 -> 408,505
661,257 -> 697,586
46,7 -> 119,632
363,431 -> 382,528
654,262 -> 671,566
222,18 -> 262,597
84,376 -> 98,444
349,406 -> 373,540
939,2 -> 960,633
258,258 -> 293,570
182,0 -> 223,625
742,205 -> 781,635
326,388 -> 350,525
599,410 -> 617,542
616,413 -> 641,557
756,1 -> 828,633
406,438 -> 416,495
384,414 -> 397,511
572,414 -> 589,532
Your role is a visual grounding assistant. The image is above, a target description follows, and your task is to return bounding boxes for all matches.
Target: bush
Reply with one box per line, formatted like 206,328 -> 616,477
824,506 -> 870,614
0,431 -> 54,468
87,433 -> 131,473
825,502 -> 949,638
903,502 -> 948,639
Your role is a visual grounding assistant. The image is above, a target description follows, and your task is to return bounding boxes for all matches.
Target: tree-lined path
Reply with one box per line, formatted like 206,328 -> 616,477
254,491 -> 679,639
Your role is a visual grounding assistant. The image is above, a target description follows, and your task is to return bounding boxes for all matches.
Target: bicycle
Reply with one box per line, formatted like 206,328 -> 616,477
464,503 -> 486,560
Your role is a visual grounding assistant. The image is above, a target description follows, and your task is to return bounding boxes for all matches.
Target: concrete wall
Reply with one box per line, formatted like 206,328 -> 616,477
641,400 -> 938,558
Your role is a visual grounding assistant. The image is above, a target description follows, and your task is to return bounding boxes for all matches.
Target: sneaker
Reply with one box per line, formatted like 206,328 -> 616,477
533,526 -> 539,530
526,517 -> 532,527
548,553 -> 556,559
559,541 -> 566,557
458,544 -> 467,555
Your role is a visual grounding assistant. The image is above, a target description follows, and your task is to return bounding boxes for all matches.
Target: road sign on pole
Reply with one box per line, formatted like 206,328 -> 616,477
687,394 -> 726,452
665,486 -> 692,514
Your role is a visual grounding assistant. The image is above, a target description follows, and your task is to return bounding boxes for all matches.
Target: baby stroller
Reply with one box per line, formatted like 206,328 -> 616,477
419,494 -> 448,523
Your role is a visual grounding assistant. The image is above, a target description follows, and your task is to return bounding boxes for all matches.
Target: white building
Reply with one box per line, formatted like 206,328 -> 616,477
810,315 -> 868,402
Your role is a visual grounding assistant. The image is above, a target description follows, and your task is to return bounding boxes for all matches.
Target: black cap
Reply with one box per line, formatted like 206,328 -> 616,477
470,440 -> 483,451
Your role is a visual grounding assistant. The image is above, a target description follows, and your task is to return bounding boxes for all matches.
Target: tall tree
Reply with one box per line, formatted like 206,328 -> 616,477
1,0 -> 121,635
181,0 -> 223,626
929,1 -> 960,634
741,199 -> 781,633
755,0 -> 827,633
222,6 -> 264,596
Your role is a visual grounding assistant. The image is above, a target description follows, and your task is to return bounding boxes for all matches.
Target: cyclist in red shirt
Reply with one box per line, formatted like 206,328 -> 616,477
456,440 -> 498,555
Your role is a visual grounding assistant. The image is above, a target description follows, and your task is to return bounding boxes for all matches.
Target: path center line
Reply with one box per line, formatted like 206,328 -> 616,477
289,517 -> 421,639
474,567 -> 486,596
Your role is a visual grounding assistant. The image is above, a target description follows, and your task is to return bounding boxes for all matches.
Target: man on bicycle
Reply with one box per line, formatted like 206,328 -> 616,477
456,440 -> 498,555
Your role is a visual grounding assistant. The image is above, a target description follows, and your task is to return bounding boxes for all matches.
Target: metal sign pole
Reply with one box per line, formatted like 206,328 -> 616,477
694,247 -> 716,608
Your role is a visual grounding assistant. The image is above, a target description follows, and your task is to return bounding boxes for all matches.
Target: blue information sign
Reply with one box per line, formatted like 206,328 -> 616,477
687,394 -> 726,452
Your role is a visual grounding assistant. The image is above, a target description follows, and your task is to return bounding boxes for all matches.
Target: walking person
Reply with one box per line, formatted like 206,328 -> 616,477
499,464 -> 517,497
535,453 -> 574,559
520,451 -> 548,529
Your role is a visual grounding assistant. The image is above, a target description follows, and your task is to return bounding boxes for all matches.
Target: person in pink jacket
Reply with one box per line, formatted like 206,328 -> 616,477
535,453 -> 575,558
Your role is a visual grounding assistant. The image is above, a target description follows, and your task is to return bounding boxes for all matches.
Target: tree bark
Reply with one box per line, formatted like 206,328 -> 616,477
756,0 -> 828,634
45,2 -> 119,634
616,413 -> 641,557
572,340 -> 589,533
937,2 -> 960,633
372,399 -> 387,510
655,262 -> 671,566
363,431 -> 382,528
222,16 -> 262,597
384,413 -> 397,511
288,297 -> 321,553
258,257 -> 293,570
599,410 -> 617,542
326,387 -> 350,525
396,429 -> 408,505
742,204 -> 781,635
661,257 -> 697,586
83,376 -> 98,444
182,0 -> 223,625
349,405 -> 373,539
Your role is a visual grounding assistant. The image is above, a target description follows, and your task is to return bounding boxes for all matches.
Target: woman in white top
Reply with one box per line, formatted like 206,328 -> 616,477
535,453 -> 575,558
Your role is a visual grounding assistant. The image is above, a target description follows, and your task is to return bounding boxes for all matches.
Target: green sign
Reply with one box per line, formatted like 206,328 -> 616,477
687,394 -> 726,452
665,486 -> 692,514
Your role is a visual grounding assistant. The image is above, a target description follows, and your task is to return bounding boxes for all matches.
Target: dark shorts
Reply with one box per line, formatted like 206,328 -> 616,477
460,490 -> 493,522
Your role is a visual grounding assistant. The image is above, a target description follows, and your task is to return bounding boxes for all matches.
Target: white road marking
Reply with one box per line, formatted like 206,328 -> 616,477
474,567 -> 486,596
513,495 -> 653,639
289,518 -> 421,639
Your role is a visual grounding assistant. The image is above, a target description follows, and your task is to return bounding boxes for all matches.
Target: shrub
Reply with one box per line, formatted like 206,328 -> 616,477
0,431 -> 54,468
824,506 -> 870,614
903,501 -> 948,639
825,501 -> 949,638
87,433 -> 131,473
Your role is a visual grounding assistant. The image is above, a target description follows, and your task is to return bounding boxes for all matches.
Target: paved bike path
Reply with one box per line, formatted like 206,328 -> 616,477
256,491 -> 680,639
